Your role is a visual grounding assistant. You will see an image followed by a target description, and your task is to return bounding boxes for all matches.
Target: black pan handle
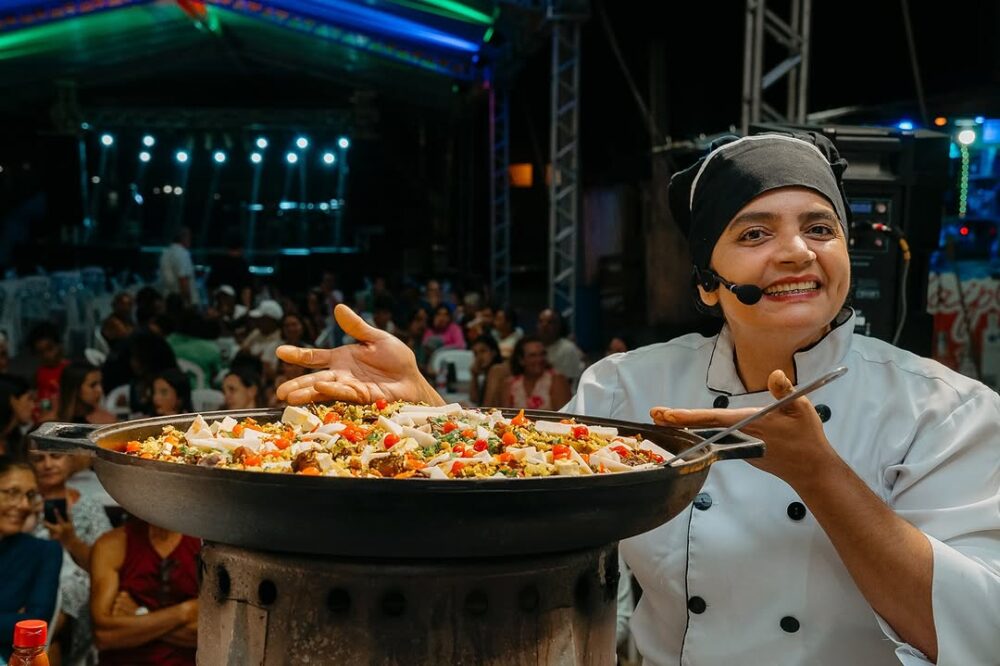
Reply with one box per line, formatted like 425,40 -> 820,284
30,421 -> 103,455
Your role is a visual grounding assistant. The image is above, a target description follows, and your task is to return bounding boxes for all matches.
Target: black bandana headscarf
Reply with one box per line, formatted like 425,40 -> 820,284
669,130 -> 851,270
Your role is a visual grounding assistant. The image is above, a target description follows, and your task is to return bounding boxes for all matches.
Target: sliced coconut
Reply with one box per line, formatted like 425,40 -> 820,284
470,449 -> 492,462
377,415 -> 403,436
289,441 -> 321,457
184,415 -> 212,441
555,460 -> 583,476
638,439 -> 676,464
300,432 -> 335,442
259,441 -> 279,454
390,414 -> 416,427
476,425 -> 494,441
398,438 -> 420,454
534,421 -> 573,436
399,403 -> 463,414
506,446 -> 536,461
424,451 -> 451,467
567,446 -> 594,475
281,406 -> 322,431
612,437 -> 638,447
219,416 -> 239,433
314,452 -> 334,472
318,422 -> 347,435
421,466 -> 449,480
588,425 -> 619,438
401,426 -> 437,448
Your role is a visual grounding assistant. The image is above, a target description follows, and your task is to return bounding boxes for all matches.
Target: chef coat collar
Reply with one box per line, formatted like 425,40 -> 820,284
706,308 -> 855,396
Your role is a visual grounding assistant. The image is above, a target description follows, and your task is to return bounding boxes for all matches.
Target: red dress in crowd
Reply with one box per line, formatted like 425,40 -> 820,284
98,520 -> 201,666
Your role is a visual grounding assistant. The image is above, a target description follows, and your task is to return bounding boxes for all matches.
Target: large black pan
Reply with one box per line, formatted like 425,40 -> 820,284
32,408 -> 763,558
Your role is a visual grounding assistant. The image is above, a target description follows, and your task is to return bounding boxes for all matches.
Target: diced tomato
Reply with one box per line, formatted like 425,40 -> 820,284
510,409 -> 527,426
582,453 -> 590,463
164,435 -> 179,445
497,452 -> 514,464
243,454 -> 262,467
442,421 -> 458,434
649,452 -> 665,463
232,424 -> 244,436
501,431 -> 517,447
460,429 -> 475,439
405,457 -> 427,470
462,449 -> 475,458
453,443 -> 465,454
342,425 -> 367,443
274,437 -> 291,450
323,412 -> 341,424
299,467 -> 321,476
383,434 -> 400,449
450,461 -> 465,475
611,445 -> 631,458
473,439 -> 488,452
572,425 -> 589,439
552,444 -> 571,460
125,441 -> 141,453
375,399 -> 388,410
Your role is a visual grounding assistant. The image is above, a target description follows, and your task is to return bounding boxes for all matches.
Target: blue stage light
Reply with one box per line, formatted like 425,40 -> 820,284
897,120 -> 914,131
286,152 -> 299,165
214,151 -> 227,164
176,150 -> 189,163
100,134 -> 114,146
139,151 -> 151,163
142,135 -> 155,147
296,137 -> 310,150
256,137 -> 269,149
322,152 -> 336,165
251,152 -> 263,164
337,137 -> 350,149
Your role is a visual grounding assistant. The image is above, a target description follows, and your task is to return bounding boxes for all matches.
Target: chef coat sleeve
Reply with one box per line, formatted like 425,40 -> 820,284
560,357 -> 620,419
875,388 -> 1000,665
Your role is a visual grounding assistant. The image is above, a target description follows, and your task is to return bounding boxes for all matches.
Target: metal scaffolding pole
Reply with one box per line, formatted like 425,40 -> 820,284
489,81 -> 512,307
741,0 -> 812,133
547,6 -> 583,324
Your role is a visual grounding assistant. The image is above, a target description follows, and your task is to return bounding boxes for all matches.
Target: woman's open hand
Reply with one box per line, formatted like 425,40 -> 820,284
650,369 -> 839,488
276,304 -> 445,407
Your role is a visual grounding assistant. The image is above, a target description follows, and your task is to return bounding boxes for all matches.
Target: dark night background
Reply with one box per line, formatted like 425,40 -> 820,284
0,0 -> 997,347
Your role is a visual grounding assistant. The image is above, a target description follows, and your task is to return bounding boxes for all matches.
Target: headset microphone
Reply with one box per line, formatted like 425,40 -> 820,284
696,268 -> 764,306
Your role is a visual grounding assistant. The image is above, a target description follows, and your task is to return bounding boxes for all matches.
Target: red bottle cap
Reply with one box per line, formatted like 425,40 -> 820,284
13,620 -> 47,648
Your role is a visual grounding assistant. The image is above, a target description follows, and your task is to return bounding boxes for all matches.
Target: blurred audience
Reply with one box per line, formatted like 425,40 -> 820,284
222,368 -> 263,411
27,322 -> 67,419
467,335 -> 504,407
536,308 -> 584,389
30,448 -> 113,666
491,307 -> 522,360
57,361 -> 116,425
127,332 -> 178,416
167,309 -> 223,389
0,333 -> 9,375
280,313 -> 311,348
422,305 -> 466,355
605,336 -> 629,357
90,519 -> 199,666
158,227 -> 198,306
151,369 -> 193,417
100,293 -> 136,348
0,456 -> 62,663
502,336 -> 571,410
240,299 -> 283,379
0,375 -> 35,460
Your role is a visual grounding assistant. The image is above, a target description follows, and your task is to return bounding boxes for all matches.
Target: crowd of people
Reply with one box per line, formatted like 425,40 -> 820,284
0,250 -> 628,664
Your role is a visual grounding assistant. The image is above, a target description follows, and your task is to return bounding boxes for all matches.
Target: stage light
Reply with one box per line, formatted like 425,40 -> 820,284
176,150 -> 189,163
256,137 -> 269,150
296,137 -> 309,150
175,186 -> 184,195
934,117 -> 947,127
975,116 -> 985,124
142,135 -> 156,147
958,129 -> 976,145
164,185 -> 173,193
91,176 -> 101,184
322,152 -> 336,165
100,134 -> 114,146
286,152 -> 299,165
139,151 -> 151,163
214,151 -> 227,164
897,120 -> 914,131
251,152 -> 263,164
337,137 -> 350,149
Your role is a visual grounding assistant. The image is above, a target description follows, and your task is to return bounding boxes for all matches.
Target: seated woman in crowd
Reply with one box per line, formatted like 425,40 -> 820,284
281,312 -> 312,348
57,361 -> 117,425
127,332 -> 178,416
0,375 -> 35,461
30,447 -> 113,666
491,307 -> 522,360
501,336 -> 571,411
100,292 -> 135,348
467,335 -> 507,407
0,456 -> 62,663
151,369 -> 193,417
90,518 -> 199,666
422,305 -> 466,356
222,367 -> 263,411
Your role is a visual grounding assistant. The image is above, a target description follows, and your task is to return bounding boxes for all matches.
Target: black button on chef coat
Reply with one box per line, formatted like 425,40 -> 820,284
712,395 -> 730,409
814,404 -> 832,423
693,492 -> 713,511
780,616 -> 800,633
787,502 -> 807,521
688,596 -> 707,614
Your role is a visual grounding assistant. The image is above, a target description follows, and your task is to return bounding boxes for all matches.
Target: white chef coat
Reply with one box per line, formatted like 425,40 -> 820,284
564,309 -> 1000,666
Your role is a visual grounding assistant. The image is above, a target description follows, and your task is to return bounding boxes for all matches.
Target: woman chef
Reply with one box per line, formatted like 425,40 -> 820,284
275,131 -> 1000,666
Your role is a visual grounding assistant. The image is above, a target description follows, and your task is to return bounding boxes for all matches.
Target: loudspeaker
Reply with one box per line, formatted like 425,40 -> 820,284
751,123 -> 950,356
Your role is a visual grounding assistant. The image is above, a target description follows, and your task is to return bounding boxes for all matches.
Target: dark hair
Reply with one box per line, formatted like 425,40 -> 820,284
58,361 -> 101,421
129,332 -> 178,378
509,335 -> 544,376
0,455 -> 34,479
225,366 -> 263,408
229,352 -> 264,379
27,322 -> 60,351
470,335 -> 502,367
433,304 -> 452,319
177,308 -> 219,340
135,286 -> 164,325
0,375 -> 31,461
496,307 -> 518,329
153,368 -> 193,413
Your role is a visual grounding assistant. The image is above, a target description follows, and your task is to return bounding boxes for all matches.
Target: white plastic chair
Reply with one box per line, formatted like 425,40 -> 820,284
84,348 -> 107,367
104,384 -> 131,419
191,388 -> 225,412
177,358 -> 207,390
429,348 -> 474,384
93,325 -> 110,355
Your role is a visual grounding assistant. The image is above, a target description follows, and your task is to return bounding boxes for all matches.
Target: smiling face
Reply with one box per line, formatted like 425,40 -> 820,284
0,468 -> 38,537
30,451 -> 71,493
698,187 -> 851,344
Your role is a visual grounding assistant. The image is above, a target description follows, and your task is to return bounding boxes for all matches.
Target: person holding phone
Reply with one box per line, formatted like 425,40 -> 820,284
30,449 -> 112,665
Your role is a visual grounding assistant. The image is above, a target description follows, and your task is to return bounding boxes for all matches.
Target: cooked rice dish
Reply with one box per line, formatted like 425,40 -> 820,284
118,402 -> 676,479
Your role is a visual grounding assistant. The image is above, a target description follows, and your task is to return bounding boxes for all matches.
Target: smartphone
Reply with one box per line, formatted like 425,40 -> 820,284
43,498 -> 67,524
